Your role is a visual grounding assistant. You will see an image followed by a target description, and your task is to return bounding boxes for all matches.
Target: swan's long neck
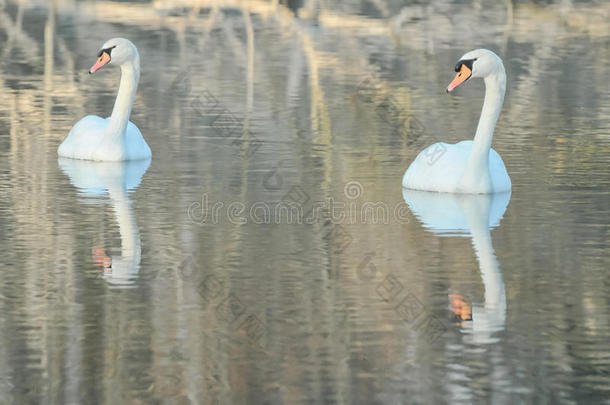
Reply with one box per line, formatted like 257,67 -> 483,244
109,187 -> 140,261
106,54 -> 140,142
470,224 -> 505,314
460,195 -> 506,339
459,66 -> 506,192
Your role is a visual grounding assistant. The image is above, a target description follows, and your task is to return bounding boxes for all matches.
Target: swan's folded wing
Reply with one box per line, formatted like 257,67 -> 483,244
58,116 -> 109,159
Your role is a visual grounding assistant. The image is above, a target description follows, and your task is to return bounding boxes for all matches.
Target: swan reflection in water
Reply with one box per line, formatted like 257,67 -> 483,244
58,158 -> 150,287
402,189 -> 510,344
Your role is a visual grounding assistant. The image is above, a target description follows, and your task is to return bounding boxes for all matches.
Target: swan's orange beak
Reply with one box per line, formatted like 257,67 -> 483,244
450,294 -> 472,321
447,64 -> 472,92
89,52 -> 110,74
92,246 -> 111,268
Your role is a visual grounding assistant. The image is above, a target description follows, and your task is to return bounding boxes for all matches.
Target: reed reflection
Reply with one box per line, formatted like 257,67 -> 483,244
58,158 -> 150,287
403,189 -> 510,344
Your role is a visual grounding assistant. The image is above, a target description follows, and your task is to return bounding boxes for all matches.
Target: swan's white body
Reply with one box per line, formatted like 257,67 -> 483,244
403,189 -> 509,344
403,49 -> 510,194
403,140 -> 510,193
58,38 -> 151,161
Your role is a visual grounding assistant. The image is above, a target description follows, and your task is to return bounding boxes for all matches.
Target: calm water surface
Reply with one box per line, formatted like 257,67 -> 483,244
0,1 -> 609,404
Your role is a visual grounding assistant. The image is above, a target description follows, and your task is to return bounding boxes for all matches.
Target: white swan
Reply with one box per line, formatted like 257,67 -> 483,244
403,49 -> 510,194
403,189 -> 509,344
59,157 -> 150,286
58,38 -> 151,161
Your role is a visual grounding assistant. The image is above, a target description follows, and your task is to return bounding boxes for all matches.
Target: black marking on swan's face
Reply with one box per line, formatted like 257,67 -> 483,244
97,45 -> 117,59
454,58 -> 476,73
